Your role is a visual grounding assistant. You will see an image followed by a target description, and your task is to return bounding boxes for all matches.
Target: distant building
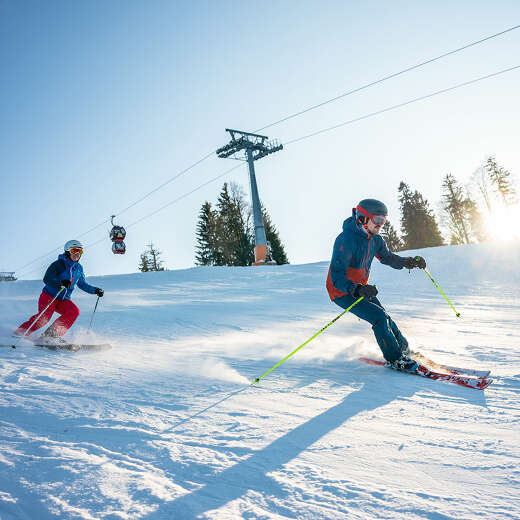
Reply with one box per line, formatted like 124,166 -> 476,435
0,272 -> 17,282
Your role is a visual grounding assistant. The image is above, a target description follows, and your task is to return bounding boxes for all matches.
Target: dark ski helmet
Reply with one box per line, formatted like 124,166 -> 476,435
355,199 -> 388,225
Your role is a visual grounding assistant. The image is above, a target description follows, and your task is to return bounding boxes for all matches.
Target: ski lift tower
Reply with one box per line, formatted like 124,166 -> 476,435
216,129 -> 283,265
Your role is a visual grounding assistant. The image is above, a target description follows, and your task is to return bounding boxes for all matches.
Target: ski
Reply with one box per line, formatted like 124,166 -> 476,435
33,343 -> 112,352
410,351 -> 491,379
359,357 -> 493,390
3,343 -> 111,352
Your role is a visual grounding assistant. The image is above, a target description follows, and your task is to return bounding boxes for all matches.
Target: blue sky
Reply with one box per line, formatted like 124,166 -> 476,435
1,0 -> 519,279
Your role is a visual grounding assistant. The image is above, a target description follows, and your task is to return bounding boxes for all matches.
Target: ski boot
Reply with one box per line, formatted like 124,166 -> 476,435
385,355 -> 419,373
400,344 -> 411,356
37,328 -> 68,347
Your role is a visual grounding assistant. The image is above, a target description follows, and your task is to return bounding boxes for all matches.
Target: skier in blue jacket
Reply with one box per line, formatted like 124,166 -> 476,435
326,199 -> 426,370
15,240 -> 104,343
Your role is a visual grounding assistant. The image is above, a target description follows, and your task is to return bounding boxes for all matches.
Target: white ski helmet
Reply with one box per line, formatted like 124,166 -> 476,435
64,239 -> 84,253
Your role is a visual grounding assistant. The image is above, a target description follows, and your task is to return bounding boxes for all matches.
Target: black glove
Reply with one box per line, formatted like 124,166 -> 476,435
95,288 -> 104,297
354,284 -> 378,299
60,279 -> 72,289
403,256 -> 426,269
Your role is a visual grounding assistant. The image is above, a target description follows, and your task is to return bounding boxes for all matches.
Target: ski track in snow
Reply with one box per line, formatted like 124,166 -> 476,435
0,243 -> 519,519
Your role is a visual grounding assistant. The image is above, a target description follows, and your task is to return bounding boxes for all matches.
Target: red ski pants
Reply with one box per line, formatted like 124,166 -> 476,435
15,292 -> 80,337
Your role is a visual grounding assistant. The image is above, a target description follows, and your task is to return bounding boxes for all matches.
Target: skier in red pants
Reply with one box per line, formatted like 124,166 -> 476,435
14,240 -> 104,344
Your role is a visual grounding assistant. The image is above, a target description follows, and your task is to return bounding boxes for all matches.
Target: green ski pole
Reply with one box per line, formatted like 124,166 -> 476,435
418,260 -> 461,318
252,296 -> 365,385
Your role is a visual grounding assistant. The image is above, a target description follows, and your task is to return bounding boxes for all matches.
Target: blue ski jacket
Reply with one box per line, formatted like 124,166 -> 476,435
326,211 -> 407,301
42,254 -> 97,300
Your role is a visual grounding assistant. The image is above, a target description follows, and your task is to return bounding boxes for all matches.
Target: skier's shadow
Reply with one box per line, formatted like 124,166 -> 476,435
143,371 -> 485,519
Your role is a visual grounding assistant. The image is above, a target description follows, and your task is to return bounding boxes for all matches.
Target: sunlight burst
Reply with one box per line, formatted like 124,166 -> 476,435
484,204 -> 520,241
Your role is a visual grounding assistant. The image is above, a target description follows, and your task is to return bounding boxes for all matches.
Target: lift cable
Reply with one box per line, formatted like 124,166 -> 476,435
13,150 -> 217,274
15,162 -> 244,278
255,24 -> 520,133
284,64 -> 520,146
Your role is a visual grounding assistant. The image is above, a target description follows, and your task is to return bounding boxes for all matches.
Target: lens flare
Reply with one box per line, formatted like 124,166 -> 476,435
484,204 -> 520,241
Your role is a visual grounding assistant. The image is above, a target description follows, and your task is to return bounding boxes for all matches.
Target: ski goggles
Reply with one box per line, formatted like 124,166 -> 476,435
69,247 -> 83,255
356,205 -> 387,226
370,214 -> 387,226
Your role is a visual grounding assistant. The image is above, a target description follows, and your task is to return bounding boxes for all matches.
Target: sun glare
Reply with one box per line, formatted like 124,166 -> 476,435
484,204 -> 520,241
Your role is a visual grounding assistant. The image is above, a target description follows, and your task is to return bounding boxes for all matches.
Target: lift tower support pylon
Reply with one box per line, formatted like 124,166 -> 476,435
216,129 -> 283,265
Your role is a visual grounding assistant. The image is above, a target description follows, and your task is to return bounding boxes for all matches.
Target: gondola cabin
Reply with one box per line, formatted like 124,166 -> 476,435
110,215 -> 126,254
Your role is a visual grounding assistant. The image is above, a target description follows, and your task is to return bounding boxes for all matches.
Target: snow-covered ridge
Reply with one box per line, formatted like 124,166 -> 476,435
1,242 -> 519,519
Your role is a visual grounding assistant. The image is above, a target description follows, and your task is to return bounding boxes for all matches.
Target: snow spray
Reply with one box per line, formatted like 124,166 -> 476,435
252,296 -> 365,385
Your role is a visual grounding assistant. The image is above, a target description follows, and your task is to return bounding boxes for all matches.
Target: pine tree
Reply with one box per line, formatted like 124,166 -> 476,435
469,164 -> 493,212
485,156 -> 517,206
467,198 -> 488,243
440,174 -> 474,245
380,220 -> 403,252
138,252 -> 150,272
398,181 -> 444,250
263,208 -> 289,264
148,243 -> 165,271
139,243 -> 165,271
194,182 -> 289,267
215,183 -> 234,265
230,183 -> 254,266
195,202 -> 218,266
215,183 -> 254,266
468,157 -> 518,241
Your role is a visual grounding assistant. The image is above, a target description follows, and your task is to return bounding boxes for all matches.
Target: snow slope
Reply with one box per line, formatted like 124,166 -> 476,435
0,242 -> 519,519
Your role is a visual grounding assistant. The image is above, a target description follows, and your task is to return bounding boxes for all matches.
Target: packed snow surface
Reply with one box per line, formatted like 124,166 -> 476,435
1,242 -> 519,519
